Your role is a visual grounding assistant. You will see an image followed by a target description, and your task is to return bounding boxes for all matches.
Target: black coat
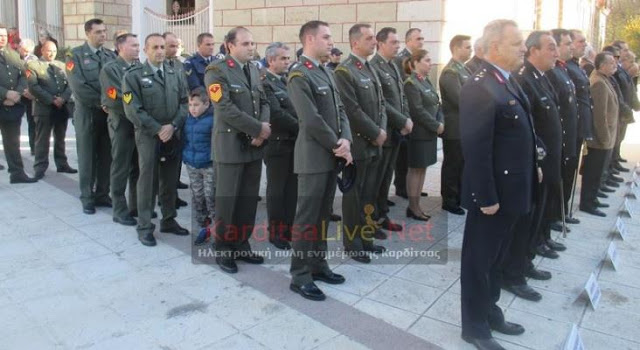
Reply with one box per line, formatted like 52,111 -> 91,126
566,58 -> 594,140
515,61 -> 562,185
613,64 -> 639,123
460,62 -> 537,215
547,62 -> 579,159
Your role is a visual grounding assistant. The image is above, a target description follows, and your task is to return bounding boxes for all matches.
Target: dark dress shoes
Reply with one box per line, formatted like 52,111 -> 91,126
312,271 -> 346,284
364,245 -> 386,254
619,157 -> 628,163
138,232 -> 157,247
290,282 -> 326,301
549,222 -> 570,233
610,168 -> 621,175
597,191 -> 609,199
57,165 -> 78,174
406,208 -> 430,221
579,206 -> 606,217
9,173 -> 37,184
235,251 -> 264,264
490,321 -> 525,335
600,186 -> 615,193
421,192 -> 429,197
605,180 -> 620,188
270,239 -> 291,250
387,199 -> 396,207
216,256 -> 238,273
34,171 -> 45,180
564,216 -> 580,224
129,209 -> 158,218
113,216 -> 137,226
381,218 -> 402,231
442,205 -> 465,215
346,249 -> 371,264
536,244 -> 559,259
525,267 -> 552,280
95,197 -> 112,207
595,201 -> 609,208
177,181 -> 188,189
374,229 -> 388,240
175,197 -> 188,208
83,204 -> 96,215
615,164 -> 630,173
504,283 -> 542,302
461,336 -> 506,350
330,213 -> 342,222
609,174 -> 624,182
160,220 -> 189,236
396,190 -> 408,199
0,164 -> 4,170
546,239 -> 566,251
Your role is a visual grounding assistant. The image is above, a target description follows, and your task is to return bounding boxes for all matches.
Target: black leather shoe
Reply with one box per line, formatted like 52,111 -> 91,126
129,209 -> 158,219
610,168 -> 621,175
387,199 -> 396,207
364,244 -> 386,254
312,271 -> 346,284
536,244 -> 559,259
579,206 -> 606,217
565,216 -> 580,224
113,216 -> 137,226
546,239 -> 566,251
95,197 -> 112,207
270,239 -> 291,250
421,192 -> 429,197
406,207 -> 430,221
34,171 -> 45,180
175,197 -> 188,208
216,256 -> 238,273
373,229 -> 388,240
605,180 -> 620,188
381,218 -> 402,231
160,220 -> 189,235
600,186 -> 615,193
330,213 -> 342,222
0,164 -> 4,170
550,222 -> 570,233
257,195 -> 262,201
56,165 -> 78,174
461,335 -> 506,350
9,174 -> 37,184
490,321 -> 525,336
138,232 -> 157,247
525,267 -> 552,280
597,191 -> 609,199
503,283 -> 542,302
615,164 -> 630,172
443,205 -> 465,215
346,249 -> 371,263
619,157 -> 628,163
177,181 -> 188,189
596,201 -> 610,208
609,174 -> 624,183
290,282 -> 326,301
235,251 -> 264,264
396,190 -> 408,199
83,204 -> 96,215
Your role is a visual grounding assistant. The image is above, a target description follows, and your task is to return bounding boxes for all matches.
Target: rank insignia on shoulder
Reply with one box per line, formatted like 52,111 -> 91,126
492,71 -> 505,84
355,61 -> 363,70
123,91 -> 133,104
304,61 -> 313,69
288,71 -> 304,81
66,61 -> 74,71
226,59 -> 235,68
208,83 -> 222,103
185,69 -> 193,76
107,86 -> 117,100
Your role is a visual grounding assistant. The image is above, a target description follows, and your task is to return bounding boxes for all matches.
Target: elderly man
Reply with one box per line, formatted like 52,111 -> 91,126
459,20 -> 537,350
18,38 -> 38,155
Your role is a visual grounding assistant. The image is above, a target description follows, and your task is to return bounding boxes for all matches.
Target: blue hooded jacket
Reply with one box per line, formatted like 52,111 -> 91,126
182,106 -> 214,168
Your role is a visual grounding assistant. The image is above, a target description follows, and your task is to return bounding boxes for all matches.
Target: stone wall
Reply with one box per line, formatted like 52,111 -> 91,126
62,0 -> 132,49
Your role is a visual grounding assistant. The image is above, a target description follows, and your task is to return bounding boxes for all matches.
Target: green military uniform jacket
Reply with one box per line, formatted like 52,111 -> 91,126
99,56 -> 137,126
369,53 -> 409,147
25,59 -> 71,117
204,55 -> 270,164
263,70 -> 298,142
122,61 -> 188,135
66,42 -> 116,109
393,48 -> 411,81
439,58 -> 471,140
0,48 -> 28,121
334,54 -> 387,161
287,56 -> 352,174
404,72 -> 443,140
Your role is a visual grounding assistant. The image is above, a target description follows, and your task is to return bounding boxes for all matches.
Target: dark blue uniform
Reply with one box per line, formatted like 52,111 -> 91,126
459,62 -> 537,339
183,53 -> 214,91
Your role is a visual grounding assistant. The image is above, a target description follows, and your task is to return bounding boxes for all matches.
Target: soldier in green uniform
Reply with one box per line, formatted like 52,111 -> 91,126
439,35 -> 472,216
100,33 -> 140,226
123,33 -> 189,246
262,42 -> 298,250
288,21 -> 352,301
26,41 -> 76,179
334,23 -> 388,263
67,18 -> 117,214
204,27 -> 270,273
370,27 -> 413,232
0,25 -> 37,183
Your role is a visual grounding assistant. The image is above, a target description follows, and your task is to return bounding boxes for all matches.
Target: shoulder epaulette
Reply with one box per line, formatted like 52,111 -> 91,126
334,66 -> 349,74
288,71 -> 304,82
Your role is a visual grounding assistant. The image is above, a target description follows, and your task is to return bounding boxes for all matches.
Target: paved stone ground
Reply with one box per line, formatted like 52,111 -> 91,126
1,120 -> 640,350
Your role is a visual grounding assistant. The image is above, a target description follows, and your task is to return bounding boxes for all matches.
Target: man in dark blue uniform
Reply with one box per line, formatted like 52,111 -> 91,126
184,33 -> 216,91
459,20 -> 538,350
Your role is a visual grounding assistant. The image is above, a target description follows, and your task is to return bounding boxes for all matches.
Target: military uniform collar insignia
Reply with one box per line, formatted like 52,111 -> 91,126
492,71 -> 506,84
226,58 -> 235,68
304,60 -> 314,69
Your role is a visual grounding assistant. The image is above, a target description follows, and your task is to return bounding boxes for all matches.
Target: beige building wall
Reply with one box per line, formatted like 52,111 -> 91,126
62,0 -> 132,49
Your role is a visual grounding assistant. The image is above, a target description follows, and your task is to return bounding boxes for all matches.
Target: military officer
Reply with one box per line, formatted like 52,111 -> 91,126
123,33 -> 190,246
567,30 -> 594,143
67,18 -> 117,214
0,25 -> 36,183
262,42 -> 298,250
334,23 -> 387,263
100,33 -> 140,226
288,21 -> 352,301
439,35 -> 473,216
459,20 -> 537,350
369,27 -> 412,231
465,38 -> 486,74
26,40 -> 76,180
204,27 -> 271,273
184,33 -> 216,91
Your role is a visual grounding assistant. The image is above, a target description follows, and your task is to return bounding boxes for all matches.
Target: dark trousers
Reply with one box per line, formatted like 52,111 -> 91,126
22,97 -> 35,154
612,122 -> 628,162
265,146 -> 298,242
0,118 -> 26,178
343,156 -> 379,251
290,171 -> 336,286
441,139 -> 464,208
500,208 -> 535,286
393,138 -> 408,195
461,209 -> 521,339
214,160 -> 262,254
375,144 -> 400,218
33,115 -> 69,174
108,114 -> 138,219
580,147 -> 612,209
74,104 -> 112,206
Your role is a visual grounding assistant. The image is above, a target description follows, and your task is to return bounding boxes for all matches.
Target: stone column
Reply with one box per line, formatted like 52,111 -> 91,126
18,0 -> 36,41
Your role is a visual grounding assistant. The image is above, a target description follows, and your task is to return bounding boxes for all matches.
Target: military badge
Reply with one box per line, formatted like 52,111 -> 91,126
226,59 -> 235,68
123,91 -> 133,104
66,61 -> 74,71
208,84 -> 222,103
355,61 -> 363,70
304,61 -> 313,69
185,69 -> 193,76
107,86 -> 117,100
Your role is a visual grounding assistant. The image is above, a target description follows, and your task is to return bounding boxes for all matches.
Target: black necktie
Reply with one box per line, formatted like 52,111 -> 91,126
157,69 -> 163,80
96,49 -> 104,69
243,64 -> 251,86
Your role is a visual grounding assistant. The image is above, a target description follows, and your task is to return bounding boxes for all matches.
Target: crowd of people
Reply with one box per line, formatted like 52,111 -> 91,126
0,17 -> 637,350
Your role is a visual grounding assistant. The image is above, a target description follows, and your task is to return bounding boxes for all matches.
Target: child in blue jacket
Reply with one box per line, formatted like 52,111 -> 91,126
182,87 -> 215,244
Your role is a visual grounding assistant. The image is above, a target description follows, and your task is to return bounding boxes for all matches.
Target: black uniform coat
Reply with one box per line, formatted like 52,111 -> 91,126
547,62 -> 579,159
